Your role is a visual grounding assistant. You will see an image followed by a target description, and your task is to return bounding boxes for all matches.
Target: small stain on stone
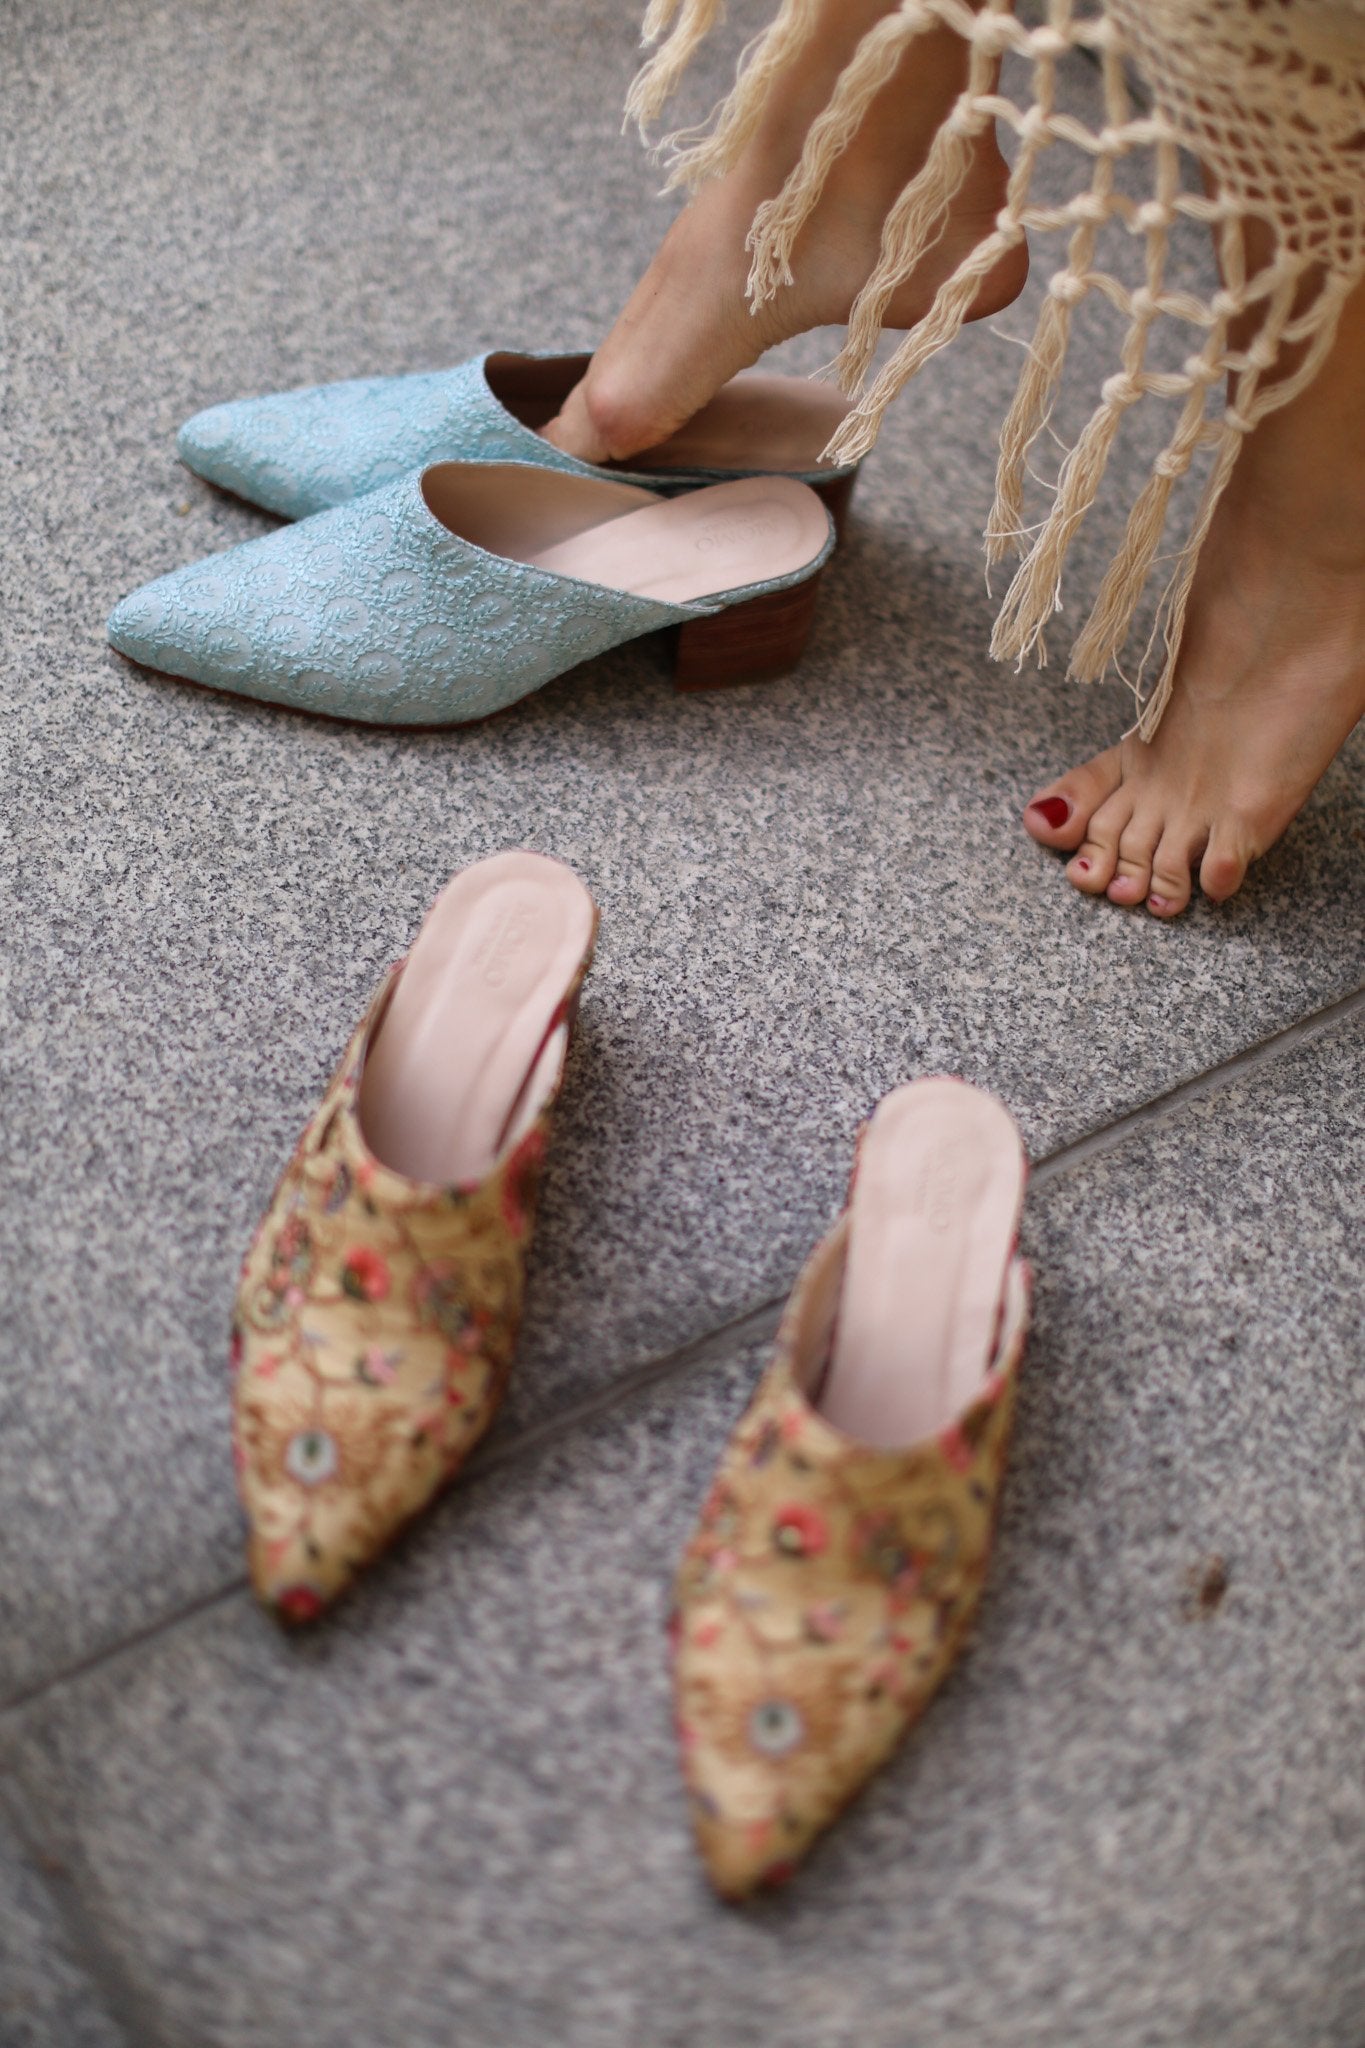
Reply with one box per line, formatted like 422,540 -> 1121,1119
175,502 -> 192,517
1183,1554 -> 1229,1620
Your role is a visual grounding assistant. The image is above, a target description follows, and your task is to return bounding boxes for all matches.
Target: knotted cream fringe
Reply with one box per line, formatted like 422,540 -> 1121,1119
628,0 -> 1365,734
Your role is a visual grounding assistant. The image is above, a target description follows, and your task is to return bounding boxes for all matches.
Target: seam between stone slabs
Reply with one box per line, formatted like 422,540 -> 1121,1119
458,977 -> 1365,1473
2,977 -> 1360,1729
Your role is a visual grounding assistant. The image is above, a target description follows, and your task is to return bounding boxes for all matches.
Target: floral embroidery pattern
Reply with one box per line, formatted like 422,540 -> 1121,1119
232,962 -> 583,1620
671,1222 -> 1029,1898
176,357 -> 605,523
107,472 -> 693,727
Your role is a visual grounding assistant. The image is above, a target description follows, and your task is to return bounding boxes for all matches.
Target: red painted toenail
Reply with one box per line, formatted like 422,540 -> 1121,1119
1030,796 -> 1071,828
1148,895 -> 1171,912
1073,858 -> 1091,873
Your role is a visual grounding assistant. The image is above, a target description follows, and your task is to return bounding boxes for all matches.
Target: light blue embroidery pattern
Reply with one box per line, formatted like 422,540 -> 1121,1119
108,468 -> 834,726
176,359 -> 591,522
177,353 -> 856,521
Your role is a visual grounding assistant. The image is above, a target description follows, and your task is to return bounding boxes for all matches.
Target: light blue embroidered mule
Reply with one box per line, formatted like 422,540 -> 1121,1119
176,352 -> 860,531
108,463 -> 835,725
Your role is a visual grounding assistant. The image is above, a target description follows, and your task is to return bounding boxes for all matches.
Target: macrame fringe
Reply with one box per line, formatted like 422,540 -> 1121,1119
825,222 -> 1027,467
834,117 -> 977,385
625,0 -> 728,141
836,0 -> 1021,387
624,0 -> 1365,737
990,371 -> 1141,668
985,141 -> 1128,562
657,0 -> 825,194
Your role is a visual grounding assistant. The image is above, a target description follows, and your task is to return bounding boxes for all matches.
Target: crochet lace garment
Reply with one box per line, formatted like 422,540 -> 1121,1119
628,0 -> 1365,733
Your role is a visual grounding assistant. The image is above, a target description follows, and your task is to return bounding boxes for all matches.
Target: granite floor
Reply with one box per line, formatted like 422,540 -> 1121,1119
2,3 -> 1362,2044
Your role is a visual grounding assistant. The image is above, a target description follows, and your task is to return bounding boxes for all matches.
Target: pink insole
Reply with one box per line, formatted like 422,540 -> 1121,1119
358,852 -> 595,1185
420,465 -> 831,607
819,1080 -> 1026,1450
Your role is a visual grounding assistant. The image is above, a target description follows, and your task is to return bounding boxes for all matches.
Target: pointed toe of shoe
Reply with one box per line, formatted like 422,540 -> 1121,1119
672,1608 -> 872,1899
107,572 -> 205,675
687,1807 -> 804,1902
176,371 -> 475,520
232,1333 -> 492,1622
105,490 -> 412,716
106,556 -> 262,699
176,401 -> 239,475
175,399 -> 316,519
234,1343 -> 479,1624
106,587 -> 151,658
245,1533 -> 341,1626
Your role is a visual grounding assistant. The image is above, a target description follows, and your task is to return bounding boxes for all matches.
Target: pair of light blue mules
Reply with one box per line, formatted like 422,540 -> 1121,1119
108,351 -> 860,726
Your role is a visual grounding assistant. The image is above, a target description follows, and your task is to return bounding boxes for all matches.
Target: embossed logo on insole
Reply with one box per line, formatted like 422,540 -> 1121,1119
908,1138 -> 959,1236
471,899 -> 538,991
694,513 -> 782,554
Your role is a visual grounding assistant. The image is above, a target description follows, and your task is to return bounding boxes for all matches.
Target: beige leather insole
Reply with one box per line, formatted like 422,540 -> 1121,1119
487,353 -> 852,474
421,465 -> 831,607
818,1080 -> 1026,1451
525,477 -> 830,605
358,852 -> 595,1185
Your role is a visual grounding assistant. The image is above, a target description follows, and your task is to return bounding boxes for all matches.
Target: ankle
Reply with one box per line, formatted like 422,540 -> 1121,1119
1216,478 -> 1365,587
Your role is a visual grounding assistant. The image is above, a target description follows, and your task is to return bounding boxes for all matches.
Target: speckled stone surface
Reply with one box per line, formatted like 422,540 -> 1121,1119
0,1805 -> 126,2048
3,1016 -> 1362,2048
3,0 -> 1362,1710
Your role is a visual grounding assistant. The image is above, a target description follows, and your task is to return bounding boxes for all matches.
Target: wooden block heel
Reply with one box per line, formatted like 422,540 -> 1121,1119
811,470 -> 856,539
673,570 -> 824,692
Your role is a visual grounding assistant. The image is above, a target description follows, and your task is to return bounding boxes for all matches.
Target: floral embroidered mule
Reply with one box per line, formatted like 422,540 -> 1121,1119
671,1079 -> 1030,1897
231,851 -> 597,1621
176,350 -> 861,533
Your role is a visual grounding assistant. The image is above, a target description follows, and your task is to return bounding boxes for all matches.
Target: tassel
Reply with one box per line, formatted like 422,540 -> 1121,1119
1068,374 -> 1217,683
823,223 -> 1026,467
745,4 -> 942,305
986,291 -> 1073,563
833,119 -> 976,386
990,378 -> 1139,668
833,0 -> 1023,388
1132,431 -> 1240,737
659,0 -> 824,192
986,164 -> 1113,562
626,0 -> 727,141
640,0 -> 686,43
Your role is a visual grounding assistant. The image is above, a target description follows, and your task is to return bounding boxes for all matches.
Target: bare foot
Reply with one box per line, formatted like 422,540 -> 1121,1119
545,3 -> 1026,464
1024,273 -> 1365,918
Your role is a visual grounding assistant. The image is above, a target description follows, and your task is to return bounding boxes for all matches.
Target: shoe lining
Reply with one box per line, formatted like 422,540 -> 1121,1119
485,354 -> 852,474
818,1080 -> 1026,1451
421,466 -> 830,608
358,852 -> 595,1184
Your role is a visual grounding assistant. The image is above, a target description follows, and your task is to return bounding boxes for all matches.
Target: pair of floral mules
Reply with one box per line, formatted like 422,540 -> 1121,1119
234,861 -> 1030,1898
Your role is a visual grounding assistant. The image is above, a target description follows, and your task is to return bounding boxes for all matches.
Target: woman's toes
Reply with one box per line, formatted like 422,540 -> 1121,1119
1023,746 -> 1122,851
1105,816 -> 1162,906
1065,793 -> 1131,893
1199,830 -> 1252,904
1145,833 -> 1199,918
